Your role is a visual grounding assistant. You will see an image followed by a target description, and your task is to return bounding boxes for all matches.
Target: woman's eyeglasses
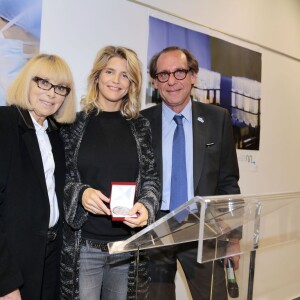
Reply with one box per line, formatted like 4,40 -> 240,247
32,76 -> 71,96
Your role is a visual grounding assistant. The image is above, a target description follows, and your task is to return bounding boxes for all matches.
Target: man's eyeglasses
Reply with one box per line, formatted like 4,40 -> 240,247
155,69 -> 190,83
32,76 -> 71,96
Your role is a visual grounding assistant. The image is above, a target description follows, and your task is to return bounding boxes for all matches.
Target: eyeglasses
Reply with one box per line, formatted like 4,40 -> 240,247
32,76 -> 71,96
155,69 -> 191,83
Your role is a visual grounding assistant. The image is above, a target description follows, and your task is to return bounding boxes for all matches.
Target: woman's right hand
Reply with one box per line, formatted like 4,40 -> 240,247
0,289 -> 21,300
82,188 -> 111,216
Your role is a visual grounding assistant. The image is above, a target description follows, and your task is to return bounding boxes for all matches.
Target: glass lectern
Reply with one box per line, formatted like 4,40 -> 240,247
108,192 -> 300,299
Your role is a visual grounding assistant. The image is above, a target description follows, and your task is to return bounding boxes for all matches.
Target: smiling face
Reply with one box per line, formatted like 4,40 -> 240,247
97,57 -> 130,111
29,75 -> 66,125
153,50 -> 196,113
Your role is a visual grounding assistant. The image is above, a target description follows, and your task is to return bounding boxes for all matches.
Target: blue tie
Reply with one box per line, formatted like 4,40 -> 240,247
170,115 -> 188,211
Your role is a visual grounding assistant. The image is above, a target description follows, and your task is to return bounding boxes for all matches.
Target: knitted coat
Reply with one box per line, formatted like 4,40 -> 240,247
59,110 -> 160,300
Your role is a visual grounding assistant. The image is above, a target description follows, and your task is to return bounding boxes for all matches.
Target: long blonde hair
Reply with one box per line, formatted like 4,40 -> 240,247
6,53 -> 77,123
81,46 -> 142,119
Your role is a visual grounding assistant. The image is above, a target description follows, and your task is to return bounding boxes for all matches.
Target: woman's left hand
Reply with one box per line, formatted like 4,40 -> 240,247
123,202 -> 148,228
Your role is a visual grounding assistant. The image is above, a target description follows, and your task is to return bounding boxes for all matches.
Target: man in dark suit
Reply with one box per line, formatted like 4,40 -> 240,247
142,46 -> 241,299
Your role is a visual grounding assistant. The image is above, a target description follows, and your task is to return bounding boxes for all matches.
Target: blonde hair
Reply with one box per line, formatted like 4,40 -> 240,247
6,53 -> 77,123
81,46 -> 142,119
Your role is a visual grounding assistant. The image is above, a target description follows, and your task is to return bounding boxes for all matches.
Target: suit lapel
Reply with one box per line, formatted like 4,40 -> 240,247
192,102 -> 206,191
18,108 -> 49,199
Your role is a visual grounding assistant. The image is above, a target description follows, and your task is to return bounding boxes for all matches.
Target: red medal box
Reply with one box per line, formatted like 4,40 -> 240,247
110,182 -> 137,221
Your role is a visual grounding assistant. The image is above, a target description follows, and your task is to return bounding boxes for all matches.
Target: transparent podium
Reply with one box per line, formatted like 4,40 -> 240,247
108,192 -> 300,299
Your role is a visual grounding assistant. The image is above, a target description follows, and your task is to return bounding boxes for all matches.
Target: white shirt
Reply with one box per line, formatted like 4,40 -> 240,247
30,113 -> 59,228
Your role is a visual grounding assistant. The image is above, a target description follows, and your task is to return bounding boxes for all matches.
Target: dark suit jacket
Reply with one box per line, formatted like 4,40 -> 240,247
0,106 -> 65,299
142,100 -> 240,203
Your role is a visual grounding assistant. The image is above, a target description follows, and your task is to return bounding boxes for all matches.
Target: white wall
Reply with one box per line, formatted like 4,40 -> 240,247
41,0 -> 300,299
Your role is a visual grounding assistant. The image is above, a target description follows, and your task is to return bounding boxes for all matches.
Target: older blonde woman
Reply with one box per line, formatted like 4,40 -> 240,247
0,54 -> 76,300
60,46 -> 160,300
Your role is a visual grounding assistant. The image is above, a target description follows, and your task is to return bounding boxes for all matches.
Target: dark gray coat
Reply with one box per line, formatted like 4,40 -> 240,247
142,101 -> 240,199
59,110 -> 160,300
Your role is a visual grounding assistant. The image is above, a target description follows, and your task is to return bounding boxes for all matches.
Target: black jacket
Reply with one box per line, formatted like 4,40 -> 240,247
142,101 -> 240,199
0,106 -> 65,299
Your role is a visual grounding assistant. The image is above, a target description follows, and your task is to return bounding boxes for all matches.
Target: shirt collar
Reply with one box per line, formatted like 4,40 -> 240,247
29,112 -> 48,133
162,99 -> 192,124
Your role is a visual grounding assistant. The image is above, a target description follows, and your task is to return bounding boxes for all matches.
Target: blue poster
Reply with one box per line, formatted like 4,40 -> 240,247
0,0 -> 42,105
147,17 -> 262,150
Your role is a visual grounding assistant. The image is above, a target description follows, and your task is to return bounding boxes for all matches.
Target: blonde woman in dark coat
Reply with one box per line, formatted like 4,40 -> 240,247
0,54 -> 76,300
60,46 -> 160,300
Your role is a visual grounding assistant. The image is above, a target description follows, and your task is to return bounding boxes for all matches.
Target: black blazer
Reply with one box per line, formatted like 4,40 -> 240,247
0,106 -> 65,299
142,100 -> 240,202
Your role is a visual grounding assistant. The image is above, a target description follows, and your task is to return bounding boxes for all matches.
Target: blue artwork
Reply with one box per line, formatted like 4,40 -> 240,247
0,0 -> 42,105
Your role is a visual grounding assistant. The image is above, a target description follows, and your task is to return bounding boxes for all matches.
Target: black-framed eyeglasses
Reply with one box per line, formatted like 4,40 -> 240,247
155,69 -> 191,83
32,76 -> 71,96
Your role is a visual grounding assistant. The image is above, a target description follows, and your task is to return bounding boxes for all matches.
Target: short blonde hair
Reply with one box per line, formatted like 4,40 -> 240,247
6,53 -> 77,123
81,46 -> 142,119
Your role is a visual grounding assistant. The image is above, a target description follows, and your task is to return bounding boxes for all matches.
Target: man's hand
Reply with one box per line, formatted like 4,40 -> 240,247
225,238 -> 241,270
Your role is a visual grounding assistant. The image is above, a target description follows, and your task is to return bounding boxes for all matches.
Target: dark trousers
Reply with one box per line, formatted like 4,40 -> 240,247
40,230 -> 61,300
148,212 -> 228,300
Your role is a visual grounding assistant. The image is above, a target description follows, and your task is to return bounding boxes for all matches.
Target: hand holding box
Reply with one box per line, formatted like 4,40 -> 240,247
110,182 -> 137,221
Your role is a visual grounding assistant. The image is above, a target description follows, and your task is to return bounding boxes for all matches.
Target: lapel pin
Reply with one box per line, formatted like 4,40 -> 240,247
197,117 -> 204,123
